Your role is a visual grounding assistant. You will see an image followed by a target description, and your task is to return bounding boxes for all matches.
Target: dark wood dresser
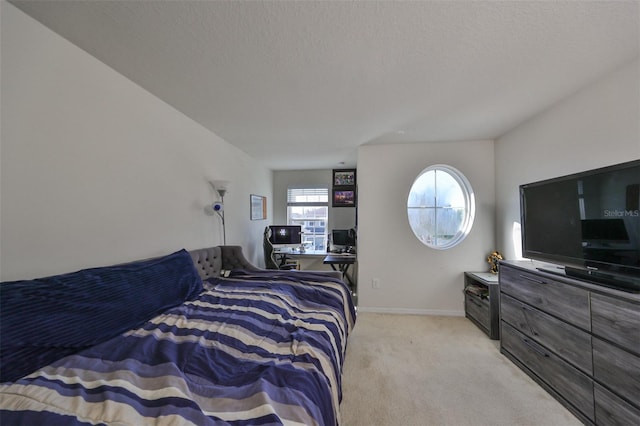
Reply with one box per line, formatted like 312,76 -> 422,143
499,261 -> 640,425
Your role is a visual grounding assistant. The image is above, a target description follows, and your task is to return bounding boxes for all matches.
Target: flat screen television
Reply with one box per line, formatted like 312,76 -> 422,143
520,159 -> 640,292
268,225 -> 302,248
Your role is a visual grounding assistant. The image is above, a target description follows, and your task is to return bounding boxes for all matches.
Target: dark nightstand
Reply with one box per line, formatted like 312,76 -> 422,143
464,272 -> 500,339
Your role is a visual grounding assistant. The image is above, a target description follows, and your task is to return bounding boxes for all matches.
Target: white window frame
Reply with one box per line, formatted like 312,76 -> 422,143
407,164 -> 475,249
287,187 -> 329,252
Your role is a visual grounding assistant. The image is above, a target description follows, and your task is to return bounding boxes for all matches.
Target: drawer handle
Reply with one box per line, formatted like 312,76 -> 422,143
522,338 -> 549,358
519,274 -> 546,285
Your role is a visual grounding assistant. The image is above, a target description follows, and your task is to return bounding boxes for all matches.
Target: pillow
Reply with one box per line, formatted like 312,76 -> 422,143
0,249 -> 203,383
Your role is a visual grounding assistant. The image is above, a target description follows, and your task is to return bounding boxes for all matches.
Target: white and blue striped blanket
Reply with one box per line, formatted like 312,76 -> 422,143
0,270 -> 356,425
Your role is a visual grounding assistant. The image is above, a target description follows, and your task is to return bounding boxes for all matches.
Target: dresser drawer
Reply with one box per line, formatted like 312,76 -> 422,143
501,322 -> 594,420
594,383 -> 640,426
501,294 -> 593,375
591,293 -> 640,355
500,265 -> 590,330
593,337 -> 640,406
465,293 -> 490,330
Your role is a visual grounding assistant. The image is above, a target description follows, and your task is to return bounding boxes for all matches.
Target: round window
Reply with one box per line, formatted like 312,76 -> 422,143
407,165 -> 475,249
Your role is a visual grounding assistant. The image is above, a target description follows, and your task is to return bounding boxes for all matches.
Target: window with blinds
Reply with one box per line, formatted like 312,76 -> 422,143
287,188 -> 329,252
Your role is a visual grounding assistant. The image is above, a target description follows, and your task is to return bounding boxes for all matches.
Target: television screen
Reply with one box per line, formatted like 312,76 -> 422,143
332,229 -> 356,247
581,218 -> 630,243
269,225 -> 302,246
520,159 -> 639,291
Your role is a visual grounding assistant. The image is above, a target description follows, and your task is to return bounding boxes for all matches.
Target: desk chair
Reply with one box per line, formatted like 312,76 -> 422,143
263,227 -> 299,270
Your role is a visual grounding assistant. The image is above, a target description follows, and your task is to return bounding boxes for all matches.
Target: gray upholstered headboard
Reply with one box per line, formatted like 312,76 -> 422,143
189,245 -> 261,280
188,245 -> 341,281
189,247 -> 223,280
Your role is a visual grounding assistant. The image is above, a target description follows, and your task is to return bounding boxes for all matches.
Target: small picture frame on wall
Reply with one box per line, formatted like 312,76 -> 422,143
250,194 -> 267,220
333,189 -> 356,207
333,169 -> 356,187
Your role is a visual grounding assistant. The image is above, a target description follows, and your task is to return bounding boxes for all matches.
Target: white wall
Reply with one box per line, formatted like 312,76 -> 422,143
273,169 -> 329,225
0,3 -> 272,281
495,58 -> 640,261
272,169 -> 357,230
272,169 -> 357,270
357,140 -> 495,315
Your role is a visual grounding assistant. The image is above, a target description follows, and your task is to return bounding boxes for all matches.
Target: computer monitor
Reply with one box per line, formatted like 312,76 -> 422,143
331,229 -> 356,251
269,225 -> 302,248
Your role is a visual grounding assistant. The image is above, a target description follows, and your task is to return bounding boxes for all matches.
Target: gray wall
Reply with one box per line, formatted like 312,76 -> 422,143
4,3 -> 637,314
1,4 -> 272,280
272,169 -> 357,230
354,58 -> 639,315
495,58 -> 639,262
357,140 -> 495,315
271,169 -> 357,270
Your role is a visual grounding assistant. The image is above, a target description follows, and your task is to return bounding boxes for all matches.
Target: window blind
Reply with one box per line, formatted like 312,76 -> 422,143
287,188 -> 329,205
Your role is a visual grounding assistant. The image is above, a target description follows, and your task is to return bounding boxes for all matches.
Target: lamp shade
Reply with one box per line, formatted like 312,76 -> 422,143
209,180 -> 229,199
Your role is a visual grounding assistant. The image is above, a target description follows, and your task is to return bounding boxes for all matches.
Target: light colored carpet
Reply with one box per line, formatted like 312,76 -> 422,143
339,313 -> 583,426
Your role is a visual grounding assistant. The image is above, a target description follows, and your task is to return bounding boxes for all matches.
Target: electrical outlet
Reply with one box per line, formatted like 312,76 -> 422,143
372,278 -> 380,289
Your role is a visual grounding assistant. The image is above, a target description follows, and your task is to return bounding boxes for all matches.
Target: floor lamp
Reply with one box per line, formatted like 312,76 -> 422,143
206,181 -> 229,245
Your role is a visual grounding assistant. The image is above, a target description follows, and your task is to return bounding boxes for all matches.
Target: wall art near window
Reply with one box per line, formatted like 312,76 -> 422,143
333,189 -> 356,207
250,194 -> 267,220
333,169 -> 356,187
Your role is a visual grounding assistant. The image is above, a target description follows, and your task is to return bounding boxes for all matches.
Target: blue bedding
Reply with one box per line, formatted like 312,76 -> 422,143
1,249 -> 203,383
0,268 -> 356,425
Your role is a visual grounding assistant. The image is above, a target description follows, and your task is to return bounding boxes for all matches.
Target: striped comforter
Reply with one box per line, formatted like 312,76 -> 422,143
0,270 -> 356,425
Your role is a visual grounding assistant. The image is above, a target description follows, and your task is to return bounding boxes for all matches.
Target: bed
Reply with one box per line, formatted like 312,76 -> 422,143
0,246 -> 356,425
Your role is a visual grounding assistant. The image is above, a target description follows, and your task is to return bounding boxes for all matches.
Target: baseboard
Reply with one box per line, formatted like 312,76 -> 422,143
356,306 -> 464,317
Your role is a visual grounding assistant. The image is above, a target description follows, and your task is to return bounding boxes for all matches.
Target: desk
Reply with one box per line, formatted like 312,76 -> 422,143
323,254 -> 356,290
273,248 -> 327,267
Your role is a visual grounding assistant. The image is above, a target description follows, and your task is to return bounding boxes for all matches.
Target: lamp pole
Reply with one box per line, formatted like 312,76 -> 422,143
219,194 -> 226,245
217,188 -> 227,245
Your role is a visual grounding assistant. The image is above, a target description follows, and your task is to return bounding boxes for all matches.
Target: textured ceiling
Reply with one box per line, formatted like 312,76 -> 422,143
9,0 -> 640,170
